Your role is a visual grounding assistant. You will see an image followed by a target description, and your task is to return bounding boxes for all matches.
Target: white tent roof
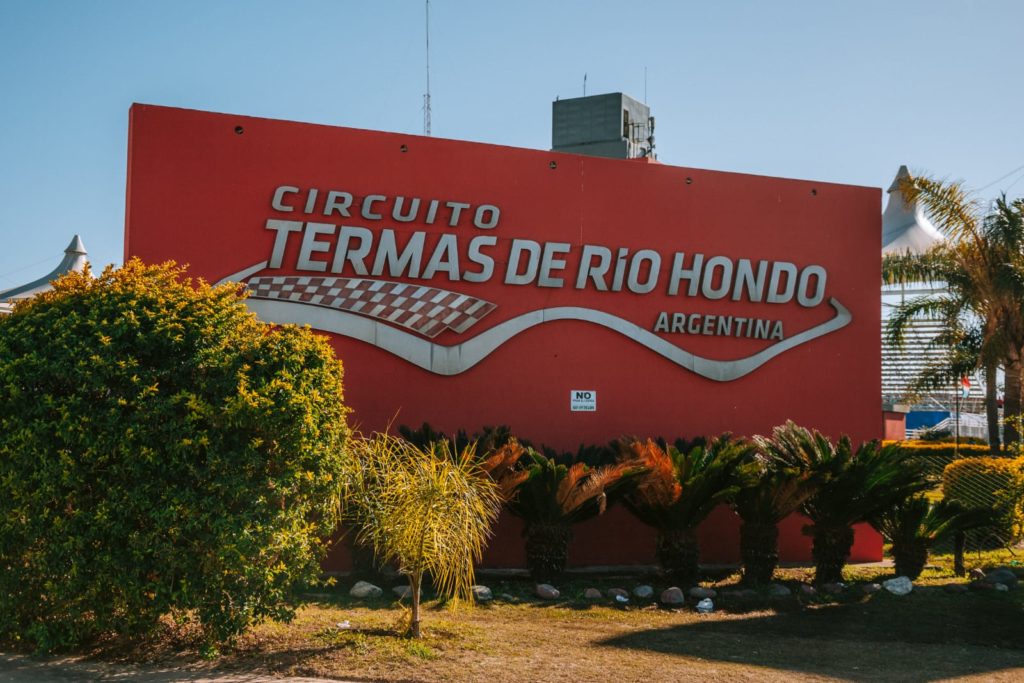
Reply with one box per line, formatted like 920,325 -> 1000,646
0,235 -> 88,314
882,165 -> 945,255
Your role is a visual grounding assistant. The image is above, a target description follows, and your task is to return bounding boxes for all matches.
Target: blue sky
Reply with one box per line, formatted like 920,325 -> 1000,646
1,0 -> 1022,283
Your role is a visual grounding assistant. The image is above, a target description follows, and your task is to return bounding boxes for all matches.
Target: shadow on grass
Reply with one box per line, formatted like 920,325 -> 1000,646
599,592 -> 1024,682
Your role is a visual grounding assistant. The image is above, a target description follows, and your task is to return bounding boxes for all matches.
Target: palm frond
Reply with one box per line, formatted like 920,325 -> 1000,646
898,174 -> 982,242
505,449 -> 644,527
620,435 -> 758,531
347,433 -> 503,613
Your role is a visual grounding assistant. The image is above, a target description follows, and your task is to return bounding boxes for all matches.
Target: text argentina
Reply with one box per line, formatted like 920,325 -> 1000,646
654,312 -> 784,341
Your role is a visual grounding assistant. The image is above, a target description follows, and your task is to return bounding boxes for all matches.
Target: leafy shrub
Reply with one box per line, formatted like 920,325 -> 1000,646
914,429 -> 986,444
883,441 -> 992,482
0,261 -> 349,650
942,457 -> 1024,548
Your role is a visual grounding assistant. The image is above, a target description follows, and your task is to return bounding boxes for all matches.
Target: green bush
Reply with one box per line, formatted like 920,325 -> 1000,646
941,457 -> 1024,548
0,260 -> 349,650
884,440 -> 992,482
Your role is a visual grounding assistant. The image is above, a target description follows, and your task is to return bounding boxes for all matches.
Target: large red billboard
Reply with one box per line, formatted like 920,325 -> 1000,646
125,104 -> 883,565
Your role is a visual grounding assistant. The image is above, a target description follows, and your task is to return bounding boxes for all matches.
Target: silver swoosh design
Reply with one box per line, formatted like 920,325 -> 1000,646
240,295 -> 852,381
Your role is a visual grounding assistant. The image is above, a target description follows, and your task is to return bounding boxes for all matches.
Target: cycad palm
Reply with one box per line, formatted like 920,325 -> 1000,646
503,445 -> 642,582
734,422 -> 829,584
871,496 -> 995,579
732,467 -> 821,585
799,435 -> 928,584
619,435 -> 758,586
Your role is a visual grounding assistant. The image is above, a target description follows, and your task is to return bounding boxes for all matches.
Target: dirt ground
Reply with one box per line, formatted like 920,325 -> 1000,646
28,573 -> 1021,683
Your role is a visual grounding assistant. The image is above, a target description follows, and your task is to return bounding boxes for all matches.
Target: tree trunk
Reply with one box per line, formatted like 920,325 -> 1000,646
986,361 -> 1001,452
953,530 -> 966,577
892,539 -> 929,580
1004,353 -> 1022,446
409,572 -> 422,638
811,524 -> 855,585
524,523 -> 572,583
739,520 -> 780,585
656,527 -> 700,586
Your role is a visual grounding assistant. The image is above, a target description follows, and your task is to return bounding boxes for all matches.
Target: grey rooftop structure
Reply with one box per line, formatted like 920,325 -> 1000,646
0,235 -> 88,314
551,92 -> 654,160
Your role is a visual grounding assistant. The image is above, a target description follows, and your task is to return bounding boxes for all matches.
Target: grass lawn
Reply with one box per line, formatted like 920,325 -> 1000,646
83,550 -> 1024,683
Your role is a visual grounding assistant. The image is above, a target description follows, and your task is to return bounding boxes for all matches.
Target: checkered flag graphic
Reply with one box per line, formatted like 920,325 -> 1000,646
246,275 -> 497,339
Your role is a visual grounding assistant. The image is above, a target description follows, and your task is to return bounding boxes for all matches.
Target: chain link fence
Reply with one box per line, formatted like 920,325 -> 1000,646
908,448 -> 1024,555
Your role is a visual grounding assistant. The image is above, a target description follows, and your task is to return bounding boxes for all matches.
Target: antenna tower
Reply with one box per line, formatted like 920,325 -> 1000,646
423,0 -> 432,136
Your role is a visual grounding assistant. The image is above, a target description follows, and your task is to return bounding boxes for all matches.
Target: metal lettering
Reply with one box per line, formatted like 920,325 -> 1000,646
425,199 -> 440,224
297,222 -> 336,272
611,248 -> 629,292
265,219 -> 304,268
446,201 -> 470,227
324,191 -> 353,217
372,229 -> 424,278
766,262 -> 798,304
627,250 -> 660,294
732,259 -> 768,302
331,225 -> 373,275
505,239 -> 542,285
303,189 -> 319,214
668,252 -> 704,296
361,195 -> 386,220
797,265 -> 827,307
575,245 -> 612,291
271,186 -> 299,212
538,242 -> 572,288
473,205 -> 500,229
701,256 -> 732,300
392,196 -> 420,223
422,234 -> 460,280
464,235 -> 497,283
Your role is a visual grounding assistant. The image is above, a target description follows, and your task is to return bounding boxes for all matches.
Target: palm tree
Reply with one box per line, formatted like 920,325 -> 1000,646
734,422 -> 828,584
347,426 -> 524,584
618,435 -> 758,586
884,175 -> 1024,448
345,434 -> 503,638
503,446 -> 643,583
870,495 -> 996,579
799,434 -> 928,584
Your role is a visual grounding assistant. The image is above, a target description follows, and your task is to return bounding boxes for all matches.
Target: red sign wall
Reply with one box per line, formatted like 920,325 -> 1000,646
125,104 -> 883,565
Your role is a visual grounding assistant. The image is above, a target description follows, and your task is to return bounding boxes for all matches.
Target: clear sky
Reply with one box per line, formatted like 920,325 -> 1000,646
1,0 -> 1022,284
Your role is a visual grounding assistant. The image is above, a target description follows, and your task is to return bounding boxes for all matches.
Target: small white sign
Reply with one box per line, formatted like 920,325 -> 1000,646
570,389 -> 597,412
